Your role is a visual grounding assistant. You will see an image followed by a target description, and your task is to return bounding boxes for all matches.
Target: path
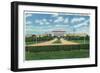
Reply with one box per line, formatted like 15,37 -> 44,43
60,38 -> 79,45
27,38 -> 57,46
27,38 -> 79,46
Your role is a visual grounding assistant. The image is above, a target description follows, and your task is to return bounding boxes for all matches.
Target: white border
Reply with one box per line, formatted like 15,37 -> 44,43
18,5 -> 95,68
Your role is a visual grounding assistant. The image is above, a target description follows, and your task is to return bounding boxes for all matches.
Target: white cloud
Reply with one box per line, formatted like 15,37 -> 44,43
39,21 -> 44,25
26,21 -> 32,25
25,14 -> 32,18
55,25 -> 61,27
35,19 -> 44,25
35,19 -> 50,25
42,19 -> 47,22
64,18 -> 69,24
35,20 -> 40,23
54,16 -> 64,23
42,19 -> 50,25
45,22 -> 50,25
52,13 -> 59,17
74,20 -> 89,28
71,17 -> 85,23
49,19 -> 53,22
25,25 -> 34,31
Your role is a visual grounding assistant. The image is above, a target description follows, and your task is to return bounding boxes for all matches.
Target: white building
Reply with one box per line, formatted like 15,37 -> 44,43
51,30 -> 66,37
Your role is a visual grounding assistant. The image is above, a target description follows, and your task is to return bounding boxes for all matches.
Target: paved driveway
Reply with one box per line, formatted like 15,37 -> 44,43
27,38 -> 79,46
27,38 -> 57,46
60,38 -> 79,45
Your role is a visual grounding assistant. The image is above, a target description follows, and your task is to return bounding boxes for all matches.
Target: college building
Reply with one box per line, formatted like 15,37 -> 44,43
51,30 -> 66,37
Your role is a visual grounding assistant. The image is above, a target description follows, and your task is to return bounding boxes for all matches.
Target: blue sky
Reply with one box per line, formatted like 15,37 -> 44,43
25,11 -> 90,36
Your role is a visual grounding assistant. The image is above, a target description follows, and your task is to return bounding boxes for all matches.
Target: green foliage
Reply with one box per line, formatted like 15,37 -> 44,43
25,49 -> 89,60
25,36 -> 33,42
25,36 -> 54,43
26,44 -> 89,52
69,40 -> 89,44
64,35 -> 89,40
63,35 -> 90,44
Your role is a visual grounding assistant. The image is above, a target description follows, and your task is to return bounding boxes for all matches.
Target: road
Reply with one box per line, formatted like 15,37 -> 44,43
27,38 -> 57,46
27,38 -> 79,46
60,38 -> 79,45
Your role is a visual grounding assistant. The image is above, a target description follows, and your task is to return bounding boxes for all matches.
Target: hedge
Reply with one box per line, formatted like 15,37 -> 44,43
26,44 -> 89,52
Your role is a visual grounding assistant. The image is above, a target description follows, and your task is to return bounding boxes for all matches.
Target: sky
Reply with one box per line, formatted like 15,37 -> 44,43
25,11 -> 90,36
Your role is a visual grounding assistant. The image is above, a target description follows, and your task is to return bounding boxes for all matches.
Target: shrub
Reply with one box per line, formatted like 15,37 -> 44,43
26,44 -> 89,52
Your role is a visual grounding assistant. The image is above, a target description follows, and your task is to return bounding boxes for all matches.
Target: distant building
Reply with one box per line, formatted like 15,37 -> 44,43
51,30 -> 66,37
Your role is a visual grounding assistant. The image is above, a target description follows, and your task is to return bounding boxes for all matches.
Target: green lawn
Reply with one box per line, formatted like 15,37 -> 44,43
26,41 -> 47,45
25,44 -> 89,60
68,40 -> 89,44
26,42 -> 36,45
25,49 -> 89,60
26,44 -> 89,52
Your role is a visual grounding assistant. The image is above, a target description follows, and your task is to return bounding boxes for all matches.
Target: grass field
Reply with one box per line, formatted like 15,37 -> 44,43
25,44 -> 89,60
26,50 -> 89,60
68,40 -> 89,44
